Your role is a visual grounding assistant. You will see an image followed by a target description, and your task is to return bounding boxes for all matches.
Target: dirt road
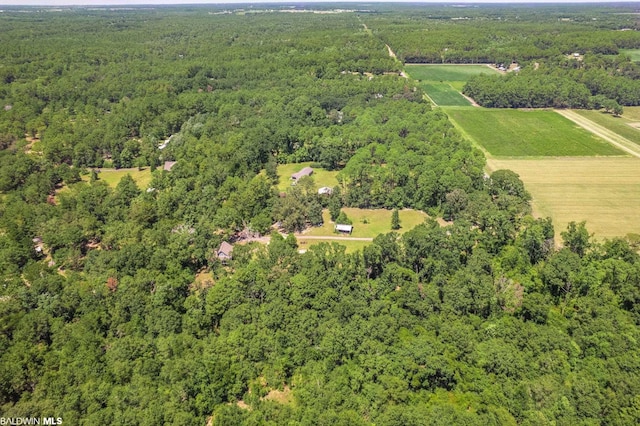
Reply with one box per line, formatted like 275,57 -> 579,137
555,109 -> 640,159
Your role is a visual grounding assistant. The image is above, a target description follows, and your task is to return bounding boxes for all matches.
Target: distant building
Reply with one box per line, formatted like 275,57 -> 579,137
216,241 -> 233,263
335,224 -> 353,234
291,167 -> 313,184
163,161 -> 177,171
318,186 -> 333,195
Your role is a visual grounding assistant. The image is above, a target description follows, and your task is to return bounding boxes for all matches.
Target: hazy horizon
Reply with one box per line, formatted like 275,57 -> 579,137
1,0 -> 639,6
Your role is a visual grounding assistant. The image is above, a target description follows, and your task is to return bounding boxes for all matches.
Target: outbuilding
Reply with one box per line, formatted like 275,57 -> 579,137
291,167 -> 313,183
334,224 -> 353,234
216,241 -> 234,263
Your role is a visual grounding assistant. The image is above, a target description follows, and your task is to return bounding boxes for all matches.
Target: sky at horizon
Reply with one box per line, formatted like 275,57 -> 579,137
1,0 -> 639,6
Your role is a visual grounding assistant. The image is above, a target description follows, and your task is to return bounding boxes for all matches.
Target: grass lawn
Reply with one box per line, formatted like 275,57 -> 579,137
276,162 -> 339,192
304,208 -> 428,238
82,168 -> 153,190
420,82 -> 471,106
405,64 -> 499,81
573,109 -> 640,147
620,49 -> 640,62
486,157 -> 640,240
446,109 -> 623,157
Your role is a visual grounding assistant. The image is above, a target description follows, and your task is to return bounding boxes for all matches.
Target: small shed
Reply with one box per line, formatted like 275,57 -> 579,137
318,186 -> 333,195
216,241 -> 233,263
335,224 -> 353,234
163,161 -> 177,171
291,167 -> 313,183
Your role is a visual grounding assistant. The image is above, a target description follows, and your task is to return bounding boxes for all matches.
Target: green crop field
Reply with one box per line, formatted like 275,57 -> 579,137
573,109 -> 640,146
487,157 -> 640,240
405,64 -> 500,81
420,82 -> 471,106
446,109 -> 624,157
620,49 -> 640,62
277,162 -> 339,192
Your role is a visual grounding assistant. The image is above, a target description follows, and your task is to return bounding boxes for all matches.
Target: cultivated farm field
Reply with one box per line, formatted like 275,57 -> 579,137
623,106 -> 640,121
406,64 -> 499,107
487,157 -> 640,240
572,110 -> 640,147
405,64 -> 499,81
446,109 -> 624,157
420,82 -> 471,106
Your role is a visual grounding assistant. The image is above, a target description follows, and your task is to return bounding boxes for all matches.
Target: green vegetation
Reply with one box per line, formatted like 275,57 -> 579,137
276,162 -> 339,192
84,168 -> 154,190
406,65 -> 497,106
621,49 -> 640,62
447,109 -> 624,157
419,82 -> 471,106
574,109 -> 640,146
406,64 -> 499,81
303,208 -> 428,238
2,4 -> 640,426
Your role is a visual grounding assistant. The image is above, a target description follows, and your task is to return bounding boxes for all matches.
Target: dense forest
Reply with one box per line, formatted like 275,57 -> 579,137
1,4 -> 640,425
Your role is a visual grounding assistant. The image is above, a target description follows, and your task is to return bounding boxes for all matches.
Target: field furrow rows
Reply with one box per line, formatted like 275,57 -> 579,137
556,109 -> 640,158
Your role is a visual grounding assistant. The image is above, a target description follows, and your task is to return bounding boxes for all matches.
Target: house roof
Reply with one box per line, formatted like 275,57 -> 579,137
163,161 -> 177,171
217,241 -> 233,257
291,167 -> 313,180
335,224 -> 353,232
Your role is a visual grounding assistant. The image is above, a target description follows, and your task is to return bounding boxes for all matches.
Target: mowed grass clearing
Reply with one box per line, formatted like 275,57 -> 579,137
304,208 -> 428,238
82,168 -> 153,190
446,109 -> 624,157
573,109 -> 640,147
486,157 -> 640,240
420,82 -> 470,106
276,162 -> 339,192
405,64 -> 500,81
620,49 -> 640,62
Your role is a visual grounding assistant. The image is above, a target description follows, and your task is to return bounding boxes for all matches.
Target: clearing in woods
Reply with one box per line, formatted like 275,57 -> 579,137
405,64 -> 500,81
82,168 -> 153,190
405,64 -> 500,107
276,162 -> 339,192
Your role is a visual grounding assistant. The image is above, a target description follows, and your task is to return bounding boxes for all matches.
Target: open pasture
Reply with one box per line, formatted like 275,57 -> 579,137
405,64 -> 499,81
486,157 -> 640,240
276,162 -> 339,192
420,82 -> 471,106
446,109 -> 624,157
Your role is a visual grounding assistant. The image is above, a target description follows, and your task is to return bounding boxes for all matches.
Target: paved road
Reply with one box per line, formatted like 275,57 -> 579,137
555,109 -> 640,159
